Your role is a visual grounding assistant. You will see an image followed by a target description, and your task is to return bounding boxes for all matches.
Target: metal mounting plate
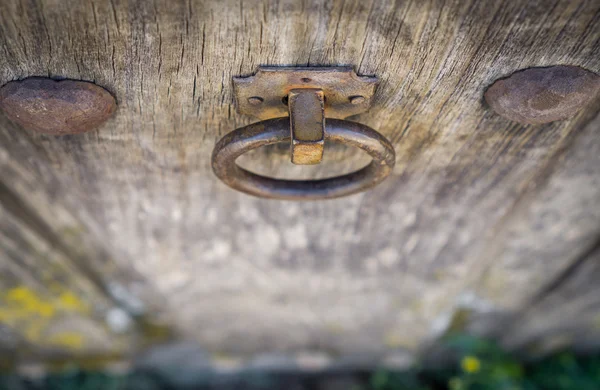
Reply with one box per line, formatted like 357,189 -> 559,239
233,67 -> 378,120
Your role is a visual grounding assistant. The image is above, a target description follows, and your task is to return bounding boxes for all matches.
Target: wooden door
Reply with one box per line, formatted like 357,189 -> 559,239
0,0 -> 599,363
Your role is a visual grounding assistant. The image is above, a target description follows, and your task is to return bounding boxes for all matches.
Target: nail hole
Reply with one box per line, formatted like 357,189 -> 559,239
301,78 -> 312,83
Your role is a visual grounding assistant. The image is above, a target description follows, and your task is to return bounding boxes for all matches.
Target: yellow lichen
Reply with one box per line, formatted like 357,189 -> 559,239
0,286 -> 89,350
23,320 -> 46,342
461,355 -> 481,373
5,286 -> 55,318
383,332 -> 403,348
58,291 -> 89,313
325,322 -> 345,334
48,332 -> 85,350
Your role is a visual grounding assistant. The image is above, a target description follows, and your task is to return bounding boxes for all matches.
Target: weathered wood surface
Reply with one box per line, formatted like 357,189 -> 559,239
0,0 -> 599,361
0,130 -> 171,360
501,239 -> 600,357
445,107 -> 600,355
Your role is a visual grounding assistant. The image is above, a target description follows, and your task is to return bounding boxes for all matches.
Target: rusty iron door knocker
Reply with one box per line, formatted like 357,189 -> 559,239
211,67 -> 396,200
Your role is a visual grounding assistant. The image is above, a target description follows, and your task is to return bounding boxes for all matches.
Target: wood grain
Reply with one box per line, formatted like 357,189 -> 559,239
499,239 -> 600,356
0,0 -> 599,359
0,117 -> 172,360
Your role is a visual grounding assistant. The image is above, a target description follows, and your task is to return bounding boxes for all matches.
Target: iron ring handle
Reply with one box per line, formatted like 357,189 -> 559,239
211,117 -> 396,200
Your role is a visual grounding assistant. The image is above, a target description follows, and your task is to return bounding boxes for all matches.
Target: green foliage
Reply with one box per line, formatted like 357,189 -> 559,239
2,335 -> 600,389
373,335 -> 600,390
370,369 -> 431,390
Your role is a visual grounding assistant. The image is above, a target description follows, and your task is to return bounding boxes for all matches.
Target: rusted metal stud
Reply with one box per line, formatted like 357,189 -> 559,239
288,89 -> 325,165
0,77 -> 116,135
485,66 -> 600,125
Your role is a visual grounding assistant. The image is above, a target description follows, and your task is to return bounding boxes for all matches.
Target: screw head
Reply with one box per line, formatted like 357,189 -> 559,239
349,95 -> 366,105
248,96 -> 264,106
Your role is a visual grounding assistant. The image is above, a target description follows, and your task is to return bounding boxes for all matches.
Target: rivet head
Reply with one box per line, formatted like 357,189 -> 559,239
0,77 -> 116,135
484,66 -> 600,125
349,95 -> 366,105
247,96 -> 264,106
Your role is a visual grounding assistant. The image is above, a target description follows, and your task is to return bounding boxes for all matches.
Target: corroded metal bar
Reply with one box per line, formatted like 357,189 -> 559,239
288,88 -> 325,165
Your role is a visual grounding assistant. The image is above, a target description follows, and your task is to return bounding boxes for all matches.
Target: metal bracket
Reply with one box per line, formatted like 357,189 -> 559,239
233,67 -> 378,165
214,66 -> 393,197
233,67 -> 378,120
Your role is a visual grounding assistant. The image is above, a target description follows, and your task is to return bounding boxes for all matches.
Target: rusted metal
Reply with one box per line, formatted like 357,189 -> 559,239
0,77 -> 116,135
233,66 -> 378,120
211,118 -> 395,200
213,66 -> 393,200
485,66 -> 600,125
349,95 -> 366,105
288,88 -> 325,165
247,96 -> 264,106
